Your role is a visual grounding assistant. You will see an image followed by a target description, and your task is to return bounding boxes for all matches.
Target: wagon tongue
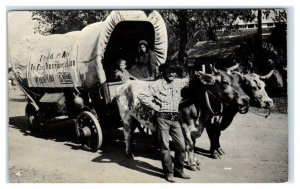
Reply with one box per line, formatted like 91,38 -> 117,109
78,126 -> 92,137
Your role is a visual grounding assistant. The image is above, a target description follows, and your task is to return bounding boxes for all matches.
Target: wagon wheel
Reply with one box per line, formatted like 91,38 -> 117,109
75,111 -> 103,152
25,103 -> 43,134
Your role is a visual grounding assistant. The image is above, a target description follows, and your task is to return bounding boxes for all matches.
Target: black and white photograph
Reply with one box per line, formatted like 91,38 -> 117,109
7,8 -> 289,183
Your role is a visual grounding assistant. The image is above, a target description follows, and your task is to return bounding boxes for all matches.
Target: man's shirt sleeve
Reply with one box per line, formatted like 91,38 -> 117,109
137,82 -> 161,112
179,77 -> 190,88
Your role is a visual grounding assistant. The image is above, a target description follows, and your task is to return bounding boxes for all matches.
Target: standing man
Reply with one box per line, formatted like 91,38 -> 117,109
138,62 -> 190,183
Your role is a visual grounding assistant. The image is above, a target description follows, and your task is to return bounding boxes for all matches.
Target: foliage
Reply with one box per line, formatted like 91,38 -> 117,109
159,9 -> 254,59
32,10 -> 110,35
268,23 -> 287,57
31,9 -> 287,73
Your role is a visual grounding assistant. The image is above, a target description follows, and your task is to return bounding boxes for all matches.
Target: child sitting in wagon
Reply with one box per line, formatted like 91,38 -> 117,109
114,59 -> 137,82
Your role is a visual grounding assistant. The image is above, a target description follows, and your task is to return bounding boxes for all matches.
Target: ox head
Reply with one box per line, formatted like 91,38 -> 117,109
193,67 -> 250,114
233,71 -> 274,109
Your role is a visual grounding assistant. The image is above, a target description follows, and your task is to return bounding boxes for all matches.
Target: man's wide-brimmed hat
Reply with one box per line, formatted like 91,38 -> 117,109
159,61 -> 181,73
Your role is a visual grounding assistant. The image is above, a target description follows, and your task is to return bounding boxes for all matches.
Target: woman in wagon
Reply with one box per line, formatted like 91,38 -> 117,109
115,59 -> 137,82
129,40 -> 157,80
137,62 -> 190,183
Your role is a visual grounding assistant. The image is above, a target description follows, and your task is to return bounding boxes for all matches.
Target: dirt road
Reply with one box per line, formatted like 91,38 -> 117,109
8,88 -> 288,183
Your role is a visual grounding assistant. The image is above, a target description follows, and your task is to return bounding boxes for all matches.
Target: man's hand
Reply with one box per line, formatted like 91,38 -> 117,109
151,104 -> 160,112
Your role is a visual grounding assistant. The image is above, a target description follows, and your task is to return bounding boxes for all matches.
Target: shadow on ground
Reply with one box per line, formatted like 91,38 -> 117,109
92,128 -> 163,178
9,116 -> 78,143
8,115 -> 212,175
9,115 -> 161,160
194,146 -> 212,158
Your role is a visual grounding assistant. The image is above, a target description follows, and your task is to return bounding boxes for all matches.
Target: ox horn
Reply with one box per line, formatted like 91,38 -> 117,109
232,71 -> 244,81
227,63 -> 239,72
210,64 -> 219,74
195,70 -> 205,75
260,70 -> 275,80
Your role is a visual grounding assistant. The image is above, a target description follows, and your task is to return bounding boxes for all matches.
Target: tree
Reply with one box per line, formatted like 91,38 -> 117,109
160,9 -> 287,74
32,10 -> 110,35
32,9 -> 286,72
266,9 -> 287,56
257,9 -> 263,45
254,9 -> 287,73
173,10 -> 188,66
159,9 -> 254,65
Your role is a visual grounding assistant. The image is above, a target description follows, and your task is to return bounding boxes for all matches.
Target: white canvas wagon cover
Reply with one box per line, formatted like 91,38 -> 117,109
10,10 -> 168,88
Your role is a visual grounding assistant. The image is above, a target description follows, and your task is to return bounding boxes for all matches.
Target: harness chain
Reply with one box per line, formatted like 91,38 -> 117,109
205,91 -> 224,125
249,107 -> 271,118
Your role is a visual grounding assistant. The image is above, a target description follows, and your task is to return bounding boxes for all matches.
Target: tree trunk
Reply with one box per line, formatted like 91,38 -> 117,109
256,9 -> 264,73
177,10 -> 188,66
257,9 -> 262,47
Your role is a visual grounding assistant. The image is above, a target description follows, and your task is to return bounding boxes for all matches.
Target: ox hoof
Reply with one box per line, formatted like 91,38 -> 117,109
211,151 -> 222,159
217,148 -> 226,155
126,153 -> 134,159
189,165 -> 198,171
185,163 -> 200,171
194,159 -> 201,167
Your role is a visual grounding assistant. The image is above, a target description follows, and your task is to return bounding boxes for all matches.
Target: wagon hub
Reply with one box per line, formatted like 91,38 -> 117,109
78,126 -> 92,137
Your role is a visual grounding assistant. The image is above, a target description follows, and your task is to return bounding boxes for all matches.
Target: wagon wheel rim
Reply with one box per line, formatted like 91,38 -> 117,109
76,111 -> 103,152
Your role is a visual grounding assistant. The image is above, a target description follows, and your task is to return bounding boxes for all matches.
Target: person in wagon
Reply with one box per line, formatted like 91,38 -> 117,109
114,59 -> 137,82
129,40 -> 157,80
137,62 -> 190,183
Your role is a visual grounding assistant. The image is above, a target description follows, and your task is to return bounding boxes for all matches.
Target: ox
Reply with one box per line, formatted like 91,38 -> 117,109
180,67 -> 275,171
233,70 -> 274,109
115,71 -> 250,165
179,67 -> 251,170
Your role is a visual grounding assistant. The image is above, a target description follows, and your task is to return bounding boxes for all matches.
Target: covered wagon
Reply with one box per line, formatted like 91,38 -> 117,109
9,10 -> 168,151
